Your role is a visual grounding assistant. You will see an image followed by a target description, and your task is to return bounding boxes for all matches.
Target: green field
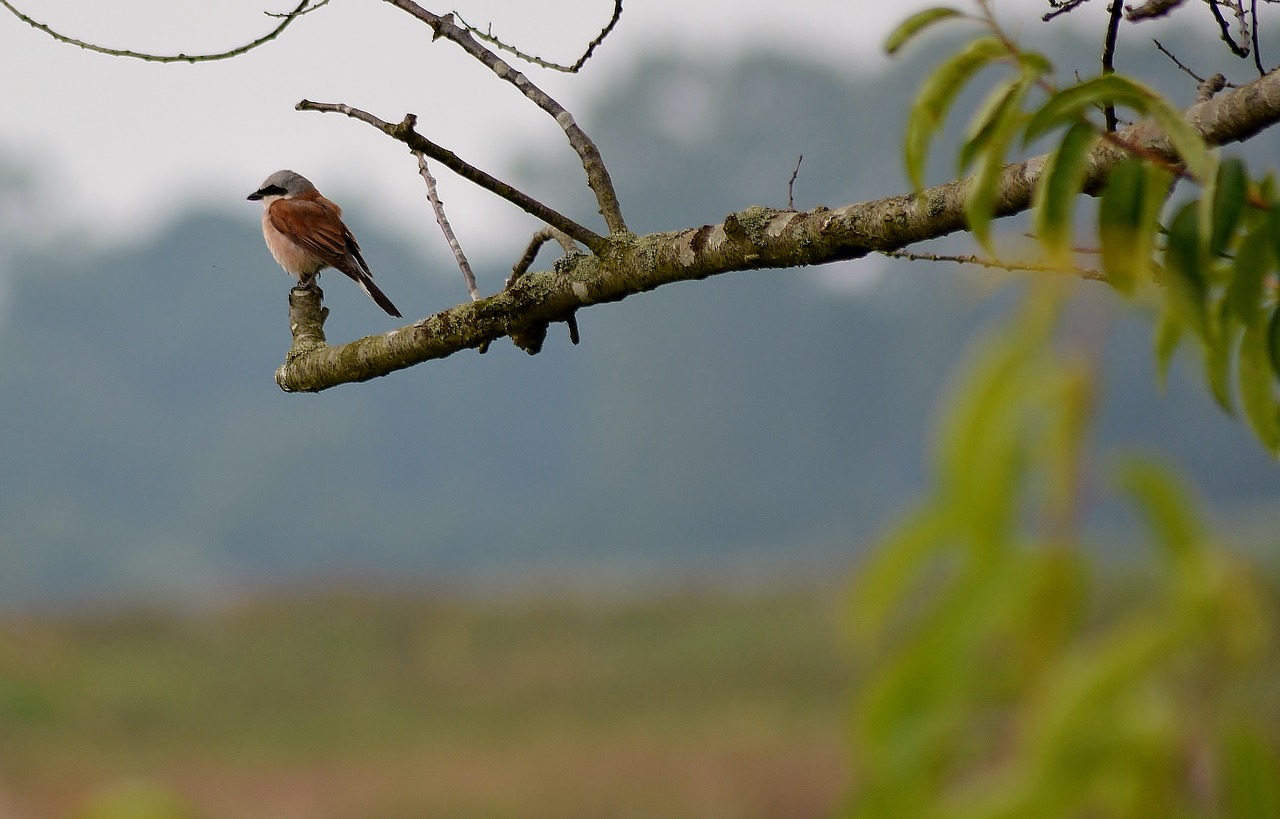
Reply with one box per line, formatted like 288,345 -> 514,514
0,586 -> 852,818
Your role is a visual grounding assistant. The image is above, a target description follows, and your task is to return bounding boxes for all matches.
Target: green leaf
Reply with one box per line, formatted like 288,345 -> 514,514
1098,160 -> 1144,292
885,7 -> 964,55
1269,202 -> 1280,267
849,509 -> 949,645
1024,74 -> 1211,180
965,93 -> 1029,250
959,76 -> 1031,173
1144,89 -> 1214,182
1210,158 -> 1249,258
1268,307 -> 1280,380
1238,316 -> 1280,453
1163,200 -> 1208,337
1116,457 -> 1205,565
1035,121 -> 1098,266
1154,307 -> 1184,391
906,36 -> 1009,191
1224,727 -> 1280,819
1098,160 -> 1173,293
1016,51 -> 1054,77
1227,219 -> 1272,324
1024,74 -> 1153,145
1203,300 -> 1238,416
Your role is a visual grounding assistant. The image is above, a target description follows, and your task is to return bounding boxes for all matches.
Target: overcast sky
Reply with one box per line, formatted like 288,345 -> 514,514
0,1 -> 1123,255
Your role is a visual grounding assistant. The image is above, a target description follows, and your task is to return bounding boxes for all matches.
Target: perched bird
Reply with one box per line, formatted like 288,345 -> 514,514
247,170 -> 402,318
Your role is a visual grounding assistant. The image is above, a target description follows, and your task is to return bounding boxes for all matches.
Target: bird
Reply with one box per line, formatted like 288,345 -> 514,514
247,170 -> 402,318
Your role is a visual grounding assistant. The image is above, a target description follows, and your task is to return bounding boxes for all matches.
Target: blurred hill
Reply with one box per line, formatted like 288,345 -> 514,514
0,43 -> 1278,608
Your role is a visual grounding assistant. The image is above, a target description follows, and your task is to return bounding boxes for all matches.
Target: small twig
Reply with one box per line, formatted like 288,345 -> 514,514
1153,39 -> 1238,94
416,152 -> 479,301
1250,0 -> 1266,75
1208,0 -> 1251,57
507,227 -> 582,289
383,1 -> 629,236
1153,38 -> 1207,82
787,155 -> 804,211
0,0 -> 319,62
1102,1 -> 1125,132
1043,0 -> 1093,23
454,0 -> 623,73
882,249 -> 1105,281
298,102 -> 605,251
265,0 -> 330,18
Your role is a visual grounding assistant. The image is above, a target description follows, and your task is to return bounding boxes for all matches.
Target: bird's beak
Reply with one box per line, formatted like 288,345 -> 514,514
247,190 -> 264,201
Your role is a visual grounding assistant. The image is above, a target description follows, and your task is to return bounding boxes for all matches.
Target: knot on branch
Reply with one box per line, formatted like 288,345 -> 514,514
510,321 -> 550,355
723,206 -> 777,242
393,113 -> 418,139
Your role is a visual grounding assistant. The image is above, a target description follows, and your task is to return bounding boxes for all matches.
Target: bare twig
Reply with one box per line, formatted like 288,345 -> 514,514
1043,0 -> 1094,22
1208,0 -> 1251,56
1102,1 -> 1125,131
787,155 -> 804,211
882,249 -> 1105,281
266,0 -> 331,18
1153,38 -> 1207,81
416,152 -> 479,301
382,0 -> 629,236
0,0 -> 319,62
454,0 -> 623,73
1250,0 -> 1266,75
298,101 -> 605,251
508,227 -> 582,289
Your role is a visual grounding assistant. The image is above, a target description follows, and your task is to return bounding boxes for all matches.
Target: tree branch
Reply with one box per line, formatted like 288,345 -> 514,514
0,0 -> 321,62
380,0 -> 629,235
275,68 -> 1280,392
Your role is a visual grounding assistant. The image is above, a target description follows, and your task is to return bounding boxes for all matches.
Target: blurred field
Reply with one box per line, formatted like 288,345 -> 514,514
0,585 -> 851,819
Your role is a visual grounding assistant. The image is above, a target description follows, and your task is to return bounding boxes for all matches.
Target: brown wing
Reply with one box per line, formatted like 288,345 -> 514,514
267,197 -> 351,269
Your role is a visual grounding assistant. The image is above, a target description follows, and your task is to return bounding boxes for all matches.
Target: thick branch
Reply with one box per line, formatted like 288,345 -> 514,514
297,101 -> 605,251
276,69 -> 1280,392
380,0 -> 629,235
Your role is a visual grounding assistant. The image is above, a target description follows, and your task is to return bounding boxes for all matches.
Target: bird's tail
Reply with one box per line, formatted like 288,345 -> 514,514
357,274 -> 403,318
336,256 -> 402,318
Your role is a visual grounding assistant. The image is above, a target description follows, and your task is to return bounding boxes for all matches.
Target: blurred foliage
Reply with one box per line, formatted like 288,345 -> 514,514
846,284 -> 1280,817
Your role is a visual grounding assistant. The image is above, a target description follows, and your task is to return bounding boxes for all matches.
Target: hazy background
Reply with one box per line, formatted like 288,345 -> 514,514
0,1 -> 1277,610
4,4 -> 1280,817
